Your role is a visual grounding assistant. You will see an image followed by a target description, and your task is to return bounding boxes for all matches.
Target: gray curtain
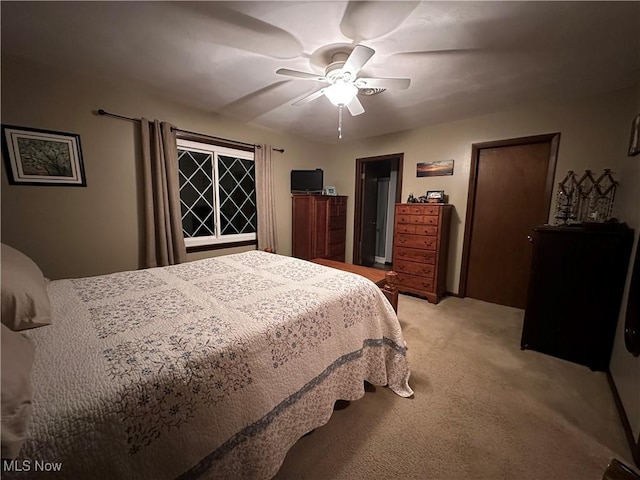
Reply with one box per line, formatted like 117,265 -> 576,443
141,119 -> 186,267
254,144 -> 278,252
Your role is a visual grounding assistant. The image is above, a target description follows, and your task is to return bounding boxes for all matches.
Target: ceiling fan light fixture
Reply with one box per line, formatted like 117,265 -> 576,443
324,82 -> 358,106
275,44 -> 410,139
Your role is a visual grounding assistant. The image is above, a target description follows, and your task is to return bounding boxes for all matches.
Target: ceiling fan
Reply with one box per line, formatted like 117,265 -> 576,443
276,45 -> 411,138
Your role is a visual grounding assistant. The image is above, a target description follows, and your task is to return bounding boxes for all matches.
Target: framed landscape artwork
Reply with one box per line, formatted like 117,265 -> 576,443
1,125 -> 86,186
417,159 -> 454,177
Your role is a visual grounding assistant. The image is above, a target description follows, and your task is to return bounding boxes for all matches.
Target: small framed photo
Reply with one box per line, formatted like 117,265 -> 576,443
426,190 -> 445,203
324,186 -> 337,196
1,124 -> 86,186
629,114 -> 640,156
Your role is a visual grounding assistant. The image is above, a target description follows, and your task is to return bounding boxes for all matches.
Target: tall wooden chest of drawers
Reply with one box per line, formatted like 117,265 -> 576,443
292,195 -> 347,262
520,224 -> 633,371
392,203 -> 452,304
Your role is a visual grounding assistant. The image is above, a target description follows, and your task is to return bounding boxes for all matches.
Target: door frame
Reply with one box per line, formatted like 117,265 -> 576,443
353,153 -> 404,265
458,133 -> 560,296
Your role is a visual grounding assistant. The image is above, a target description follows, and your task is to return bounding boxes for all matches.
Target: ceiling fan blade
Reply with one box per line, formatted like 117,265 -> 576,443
391,49 -> 483,59
341,45 -> 375,77
357,77 -> 411,90
276,68 -> 327,82
221,81 -> 312,122
169,3 -> 303,59
292,89 -> 326,106
340,1 -> 420,41
346,96 -> 365,116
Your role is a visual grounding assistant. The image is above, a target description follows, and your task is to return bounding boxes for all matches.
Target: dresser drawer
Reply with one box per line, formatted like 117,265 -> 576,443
397,204 -> 440,215
395,234 -> 437,250
329,229 -> 345,244
394,260 -> 434,278
394,247 -> 436,264
396,273 -> 434,292
330,204 -> 347,216
329,215 -> 346,230
397,214 -> 439,226
420,205 -> 440,215
396,224 -> 417,234
396,214 -> 424,224
417,225 -> 438,235
329,241 -> 345,256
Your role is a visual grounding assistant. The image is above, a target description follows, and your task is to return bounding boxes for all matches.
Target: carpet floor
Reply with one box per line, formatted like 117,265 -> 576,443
273,294 -> 635,480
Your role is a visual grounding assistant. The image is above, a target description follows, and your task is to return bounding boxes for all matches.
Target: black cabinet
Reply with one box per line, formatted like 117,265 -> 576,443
520,223 -> 633,371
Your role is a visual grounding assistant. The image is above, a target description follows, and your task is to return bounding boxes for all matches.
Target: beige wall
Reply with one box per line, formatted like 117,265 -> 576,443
610,86 -> 640,442
1,54 -> 327,279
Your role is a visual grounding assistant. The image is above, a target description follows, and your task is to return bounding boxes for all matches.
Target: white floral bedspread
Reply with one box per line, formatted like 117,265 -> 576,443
12,251 -> 412,479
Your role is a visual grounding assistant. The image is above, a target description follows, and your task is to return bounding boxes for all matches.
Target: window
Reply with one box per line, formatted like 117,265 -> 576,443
177,139 -> 256,248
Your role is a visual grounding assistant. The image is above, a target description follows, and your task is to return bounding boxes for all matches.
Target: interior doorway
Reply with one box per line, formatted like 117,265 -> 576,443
353,153 -> 404,267
459,134 -> 560,309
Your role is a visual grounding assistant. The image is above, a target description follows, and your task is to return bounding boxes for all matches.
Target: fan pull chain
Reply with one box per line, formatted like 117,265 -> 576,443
338,105 -> 344,139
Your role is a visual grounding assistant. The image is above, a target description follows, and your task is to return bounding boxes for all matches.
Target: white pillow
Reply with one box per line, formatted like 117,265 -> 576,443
1,324 -> 35,459
1,243 -> 51,331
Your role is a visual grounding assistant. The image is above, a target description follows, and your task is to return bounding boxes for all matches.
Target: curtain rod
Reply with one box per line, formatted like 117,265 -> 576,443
95,109 -> 285,153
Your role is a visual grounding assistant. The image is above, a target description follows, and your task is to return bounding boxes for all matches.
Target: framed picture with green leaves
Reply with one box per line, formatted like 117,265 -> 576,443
2,124 -> 86,186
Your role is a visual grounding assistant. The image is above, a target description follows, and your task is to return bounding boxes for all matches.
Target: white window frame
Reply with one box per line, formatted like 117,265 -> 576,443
177,139 -> 256,248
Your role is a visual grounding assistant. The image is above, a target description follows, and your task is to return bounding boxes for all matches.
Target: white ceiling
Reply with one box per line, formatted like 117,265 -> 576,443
2,1 -> 639,144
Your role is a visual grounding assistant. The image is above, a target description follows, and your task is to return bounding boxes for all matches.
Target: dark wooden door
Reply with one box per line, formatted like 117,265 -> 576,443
462,135 -> 559,309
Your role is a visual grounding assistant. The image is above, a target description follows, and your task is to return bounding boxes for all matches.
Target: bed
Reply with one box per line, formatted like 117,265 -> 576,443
2,249 -> 412,479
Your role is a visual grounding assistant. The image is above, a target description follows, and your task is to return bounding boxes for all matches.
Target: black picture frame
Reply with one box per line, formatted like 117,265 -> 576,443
1,124 -> 86,186
629,114 -> 640,157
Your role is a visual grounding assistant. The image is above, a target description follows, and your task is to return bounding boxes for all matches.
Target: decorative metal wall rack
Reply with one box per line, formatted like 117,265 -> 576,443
554,169 -> 617,225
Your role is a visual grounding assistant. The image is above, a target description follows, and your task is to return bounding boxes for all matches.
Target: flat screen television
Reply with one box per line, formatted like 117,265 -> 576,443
291,169 -> 323,193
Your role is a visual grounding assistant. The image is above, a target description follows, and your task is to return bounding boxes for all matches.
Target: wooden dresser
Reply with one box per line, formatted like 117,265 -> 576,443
392,203 -> 452,304
292,195 -> 347,261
